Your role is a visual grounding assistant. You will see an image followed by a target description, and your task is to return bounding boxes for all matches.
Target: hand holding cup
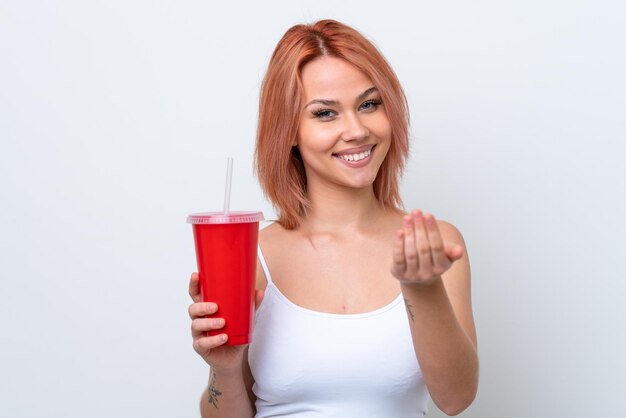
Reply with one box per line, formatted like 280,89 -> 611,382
188,273 -> 264,371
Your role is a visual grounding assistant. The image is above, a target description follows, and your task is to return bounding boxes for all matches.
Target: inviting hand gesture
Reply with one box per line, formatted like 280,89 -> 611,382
391,210 -> 464,287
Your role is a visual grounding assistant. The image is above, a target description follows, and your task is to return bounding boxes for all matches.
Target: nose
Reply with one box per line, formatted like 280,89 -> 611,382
340,112 -> 369,142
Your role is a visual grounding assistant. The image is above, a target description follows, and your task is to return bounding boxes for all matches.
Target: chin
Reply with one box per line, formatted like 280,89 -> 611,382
347,173 -> 379,189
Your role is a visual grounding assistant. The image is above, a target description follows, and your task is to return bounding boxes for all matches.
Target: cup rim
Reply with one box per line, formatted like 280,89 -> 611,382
187,211 -> 265,224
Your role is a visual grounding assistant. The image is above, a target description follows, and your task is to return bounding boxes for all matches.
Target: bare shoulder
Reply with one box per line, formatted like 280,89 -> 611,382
435,219 -> 470,273
257,222 -> 291,290
259,221 -> 293,250
259,221 -> 284,242
436,219 -> 466,248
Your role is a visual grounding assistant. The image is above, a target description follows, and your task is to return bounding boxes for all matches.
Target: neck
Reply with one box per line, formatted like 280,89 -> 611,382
300,182 -> 398,235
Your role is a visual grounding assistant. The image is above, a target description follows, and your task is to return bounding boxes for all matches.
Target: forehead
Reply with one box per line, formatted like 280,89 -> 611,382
300,56 -> 374,100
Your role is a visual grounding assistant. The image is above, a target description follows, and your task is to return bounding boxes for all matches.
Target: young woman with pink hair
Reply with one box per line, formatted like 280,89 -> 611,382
188,19 -> 478,418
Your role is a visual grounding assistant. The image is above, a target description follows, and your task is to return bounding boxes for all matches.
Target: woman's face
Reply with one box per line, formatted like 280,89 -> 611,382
296,56 -> 391,192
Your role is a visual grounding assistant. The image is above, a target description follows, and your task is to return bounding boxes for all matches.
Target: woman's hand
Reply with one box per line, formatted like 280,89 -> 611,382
391,210 -> 464,288
188,273 -> 264,373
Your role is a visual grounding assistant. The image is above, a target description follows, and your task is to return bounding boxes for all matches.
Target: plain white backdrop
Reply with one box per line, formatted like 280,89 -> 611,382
1,1 -> 625,417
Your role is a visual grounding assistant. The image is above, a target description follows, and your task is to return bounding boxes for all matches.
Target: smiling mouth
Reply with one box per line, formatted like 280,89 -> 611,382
333,145 -> 376,162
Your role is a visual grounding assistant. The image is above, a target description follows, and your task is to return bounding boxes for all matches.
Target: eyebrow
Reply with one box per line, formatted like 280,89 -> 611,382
304,87 -> 378,108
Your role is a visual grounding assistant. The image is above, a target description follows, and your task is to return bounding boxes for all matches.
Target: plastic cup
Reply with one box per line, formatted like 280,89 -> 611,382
187,211 -> 264,345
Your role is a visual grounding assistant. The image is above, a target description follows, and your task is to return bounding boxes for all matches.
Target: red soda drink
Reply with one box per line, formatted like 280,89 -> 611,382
187,211 -> 264,345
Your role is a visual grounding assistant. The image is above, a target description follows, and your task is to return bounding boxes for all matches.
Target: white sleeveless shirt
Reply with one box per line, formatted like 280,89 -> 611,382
248,246 -> 430,418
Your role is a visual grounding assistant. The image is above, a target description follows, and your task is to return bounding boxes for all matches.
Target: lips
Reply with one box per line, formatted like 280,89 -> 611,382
333,145 -> 376,161
336,148 -> 371,162
333,145 -> 376,167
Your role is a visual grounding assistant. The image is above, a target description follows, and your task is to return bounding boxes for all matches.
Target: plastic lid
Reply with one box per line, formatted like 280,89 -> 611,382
186,211 -> 265,224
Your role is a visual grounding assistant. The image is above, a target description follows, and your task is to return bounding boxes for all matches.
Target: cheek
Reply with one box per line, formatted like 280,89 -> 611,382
297,124 -> 339,153
372,122 -> 392,162
375,116 -> 393,141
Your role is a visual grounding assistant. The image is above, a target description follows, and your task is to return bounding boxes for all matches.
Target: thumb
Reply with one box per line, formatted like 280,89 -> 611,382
188,272 -> 202,303
444,242 -> 464,261
254,289 -> 265,311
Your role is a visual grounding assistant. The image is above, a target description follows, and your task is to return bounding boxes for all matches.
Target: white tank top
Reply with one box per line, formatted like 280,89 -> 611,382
248,246 -> 430,418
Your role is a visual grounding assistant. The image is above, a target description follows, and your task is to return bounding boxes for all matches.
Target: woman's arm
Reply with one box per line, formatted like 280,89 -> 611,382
190,269 -> 266,418
194,259 -> 267,417
391,211 -> 479,416
199,364 -> 255,418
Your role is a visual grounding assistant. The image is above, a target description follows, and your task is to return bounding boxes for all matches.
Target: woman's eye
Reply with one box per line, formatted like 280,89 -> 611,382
360,100 -> 381,112
313,109 -> 335,120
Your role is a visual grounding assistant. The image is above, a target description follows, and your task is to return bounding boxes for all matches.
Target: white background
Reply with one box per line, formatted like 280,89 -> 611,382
1,1 -> 625,417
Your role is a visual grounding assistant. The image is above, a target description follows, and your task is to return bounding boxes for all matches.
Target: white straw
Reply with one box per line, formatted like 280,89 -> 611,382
223,157 -> 233,214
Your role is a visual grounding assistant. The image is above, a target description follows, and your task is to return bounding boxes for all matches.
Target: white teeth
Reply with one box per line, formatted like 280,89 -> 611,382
338,149 -> 371,162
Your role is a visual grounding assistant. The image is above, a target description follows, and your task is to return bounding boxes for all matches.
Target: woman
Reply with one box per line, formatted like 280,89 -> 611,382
189,19 -> 478,417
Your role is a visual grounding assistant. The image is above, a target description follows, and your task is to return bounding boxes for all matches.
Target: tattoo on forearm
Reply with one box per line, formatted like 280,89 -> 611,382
404,298 -> 415,323
207,370 -> 222,409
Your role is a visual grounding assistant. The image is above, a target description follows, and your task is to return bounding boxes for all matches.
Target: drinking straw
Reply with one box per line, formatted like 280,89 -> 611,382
223,157 -> 233,215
